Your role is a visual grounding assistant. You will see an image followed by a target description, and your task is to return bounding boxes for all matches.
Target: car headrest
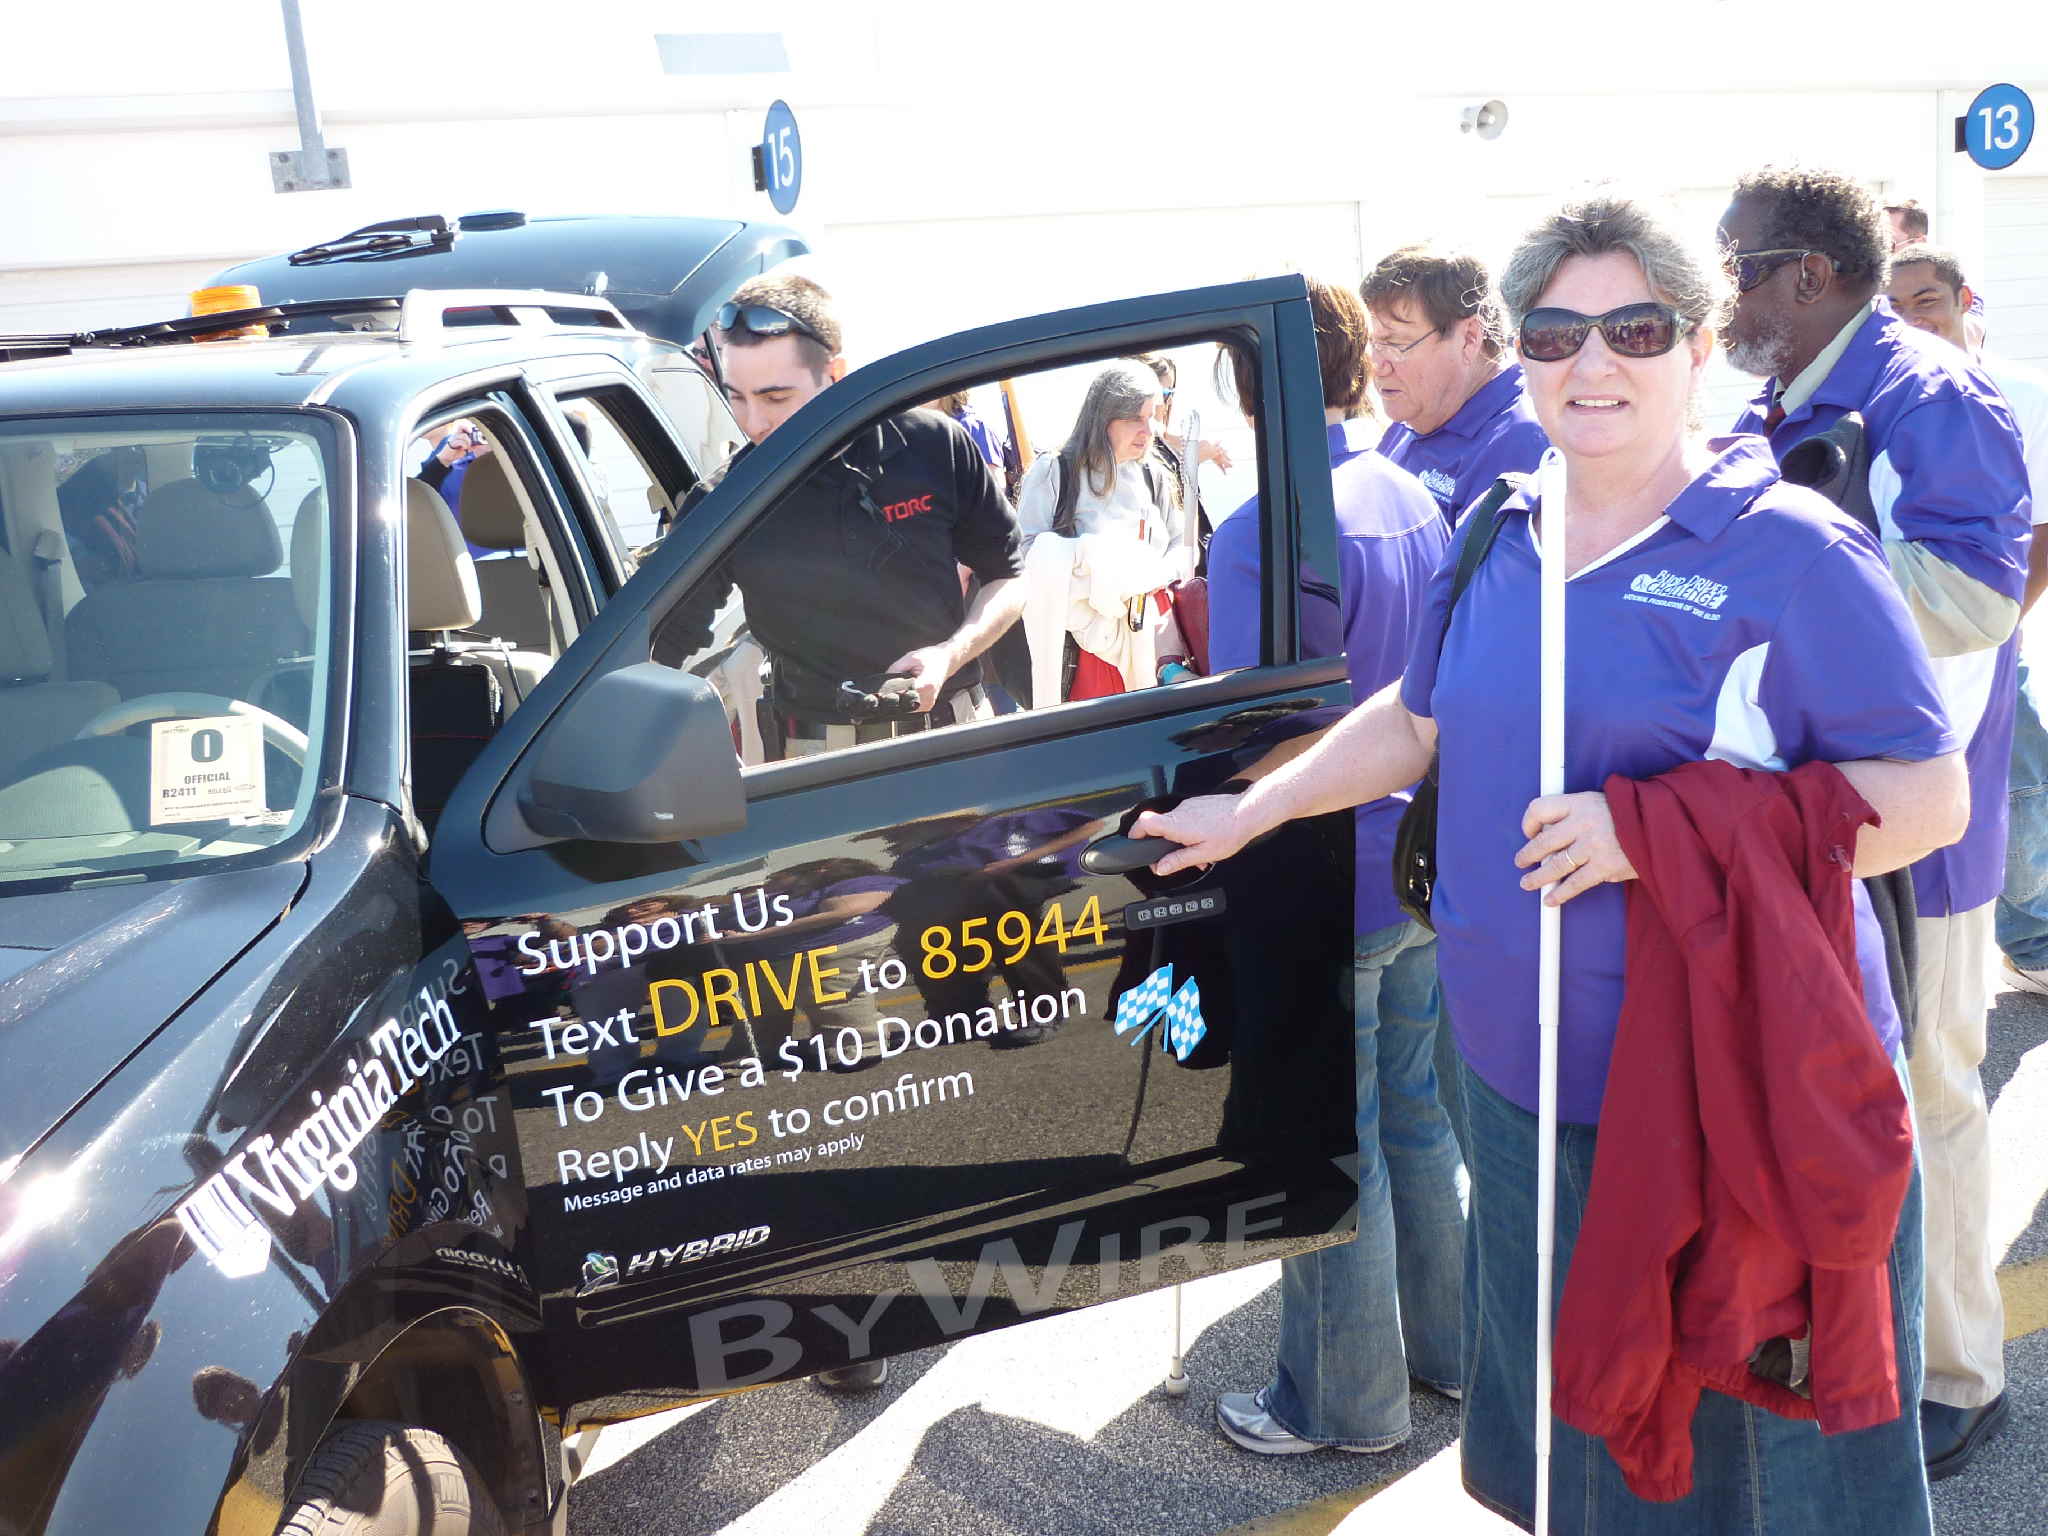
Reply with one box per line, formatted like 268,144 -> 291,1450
458,450 -> 528,551
290,488 -> 324,630
407,480 -> 482,631
0,560 -> 54,683
135,478 -> 282,579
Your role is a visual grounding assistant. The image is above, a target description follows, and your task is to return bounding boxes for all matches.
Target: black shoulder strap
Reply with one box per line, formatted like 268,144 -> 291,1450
1051,444 -> 1083,538
1431,476 -> 1520,664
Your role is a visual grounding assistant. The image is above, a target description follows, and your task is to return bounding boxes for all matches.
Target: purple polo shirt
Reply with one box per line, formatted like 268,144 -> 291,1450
1377,363 -> 1550,524
1402,438 -> 1955,1123
1734,303 -> 2033,917
1209,418 -> 1449,932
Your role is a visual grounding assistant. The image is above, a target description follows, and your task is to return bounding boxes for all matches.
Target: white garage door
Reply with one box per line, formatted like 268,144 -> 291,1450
1982,176 -> 2048,372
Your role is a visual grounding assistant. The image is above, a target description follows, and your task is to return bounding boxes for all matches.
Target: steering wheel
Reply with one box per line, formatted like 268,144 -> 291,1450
75,692 -> 311,765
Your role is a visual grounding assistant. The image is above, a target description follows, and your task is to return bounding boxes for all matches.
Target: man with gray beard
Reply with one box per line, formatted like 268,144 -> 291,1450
1719,166 -> 2033,1482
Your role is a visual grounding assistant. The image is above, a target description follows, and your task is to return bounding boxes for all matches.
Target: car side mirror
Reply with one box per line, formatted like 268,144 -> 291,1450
518,662 -> 744,843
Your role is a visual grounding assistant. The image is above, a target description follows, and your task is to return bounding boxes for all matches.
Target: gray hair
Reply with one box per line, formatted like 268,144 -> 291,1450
1062,361 -> 1161,498
1498,191 -> 1733,341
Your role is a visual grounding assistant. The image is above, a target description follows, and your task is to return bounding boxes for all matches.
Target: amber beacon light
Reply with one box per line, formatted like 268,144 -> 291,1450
188,284 -> 269,341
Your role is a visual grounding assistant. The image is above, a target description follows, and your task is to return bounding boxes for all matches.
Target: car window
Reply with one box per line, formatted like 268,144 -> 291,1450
648,341 -> 1269,768
554,387 -> 686,570
0,412 -> 335,887
643,358 -> 745,490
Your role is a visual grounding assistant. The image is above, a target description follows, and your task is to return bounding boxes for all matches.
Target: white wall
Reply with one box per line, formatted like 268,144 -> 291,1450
1984,177 -> 2048,372
0,0 -> 2042,388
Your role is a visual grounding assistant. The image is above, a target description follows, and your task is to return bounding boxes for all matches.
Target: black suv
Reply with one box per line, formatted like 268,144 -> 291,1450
0,223 -> 1360,1535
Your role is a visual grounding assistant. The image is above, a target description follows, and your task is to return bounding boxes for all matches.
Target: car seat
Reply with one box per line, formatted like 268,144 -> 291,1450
0,559 -> 118,780
457,449 -> 556,661
401,480 -> 504,829
64,477 -> 307,701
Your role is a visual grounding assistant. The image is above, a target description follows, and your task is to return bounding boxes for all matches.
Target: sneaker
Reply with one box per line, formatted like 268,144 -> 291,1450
1215,1389 -> 1405,1455
1414,1375 -> 1463,1402
812,1359 -> 889,1393
2000,957 -> 2048,997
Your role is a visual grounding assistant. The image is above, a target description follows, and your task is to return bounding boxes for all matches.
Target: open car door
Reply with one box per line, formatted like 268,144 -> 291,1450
427,277 -> 1362,1425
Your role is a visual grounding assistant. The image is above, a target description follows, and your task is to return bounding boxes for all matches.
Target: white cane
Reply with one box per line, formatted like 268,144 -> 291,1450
1534,450 -> 1567,1536
1164,1282 -> 1189,1396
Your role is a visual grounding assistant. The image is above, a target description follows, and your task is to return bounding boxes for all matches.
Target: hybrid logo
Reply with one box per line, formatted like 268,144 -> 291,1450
578,1225 -> 772,1295
580,1251 -> 621,1294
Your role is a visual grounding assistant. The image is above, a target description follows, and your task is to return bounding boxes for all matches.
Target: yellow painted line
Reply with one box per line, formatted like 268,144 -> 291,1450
1219,1478 -> 1395,1536
2002,1252 -> 2048,1340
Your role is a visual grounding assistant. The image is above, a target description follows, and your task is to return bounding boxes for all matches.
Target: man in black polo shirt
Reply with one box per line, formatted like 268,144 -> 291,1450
662,274 -> 1025,759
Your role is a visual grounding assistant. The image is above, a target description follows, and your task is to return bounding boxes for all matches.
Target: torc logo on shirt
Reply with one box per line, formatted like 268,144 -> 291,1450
1625,569 -> 1730,621
882,492 -> 934,522
1419,468 -> 1457,506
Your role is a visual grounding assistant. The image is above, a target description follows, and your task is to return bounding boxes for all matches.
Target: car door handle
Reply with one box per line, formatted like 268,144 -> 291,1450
1081,813 -> 1279,876
1078,833 -> 1184,876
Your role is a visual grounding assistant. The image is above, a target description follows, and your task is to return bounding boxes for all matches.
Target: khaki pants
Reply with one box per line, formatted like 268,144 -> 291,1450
1910,902 -> 2006,1407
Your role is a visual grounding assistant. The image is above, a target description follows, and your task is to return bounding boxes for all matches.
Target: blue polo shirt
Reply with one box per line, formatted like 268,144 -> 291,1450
1402,439 -> 1954,1123
1733,303 -> 2033,918
1209,418 -> 1449,933
1378,363 -> 1550,524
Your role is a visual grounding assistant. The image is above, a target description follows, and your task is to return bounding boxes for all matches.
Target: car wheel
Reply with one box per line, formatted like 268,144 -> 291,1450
275,1421 -> 508,1536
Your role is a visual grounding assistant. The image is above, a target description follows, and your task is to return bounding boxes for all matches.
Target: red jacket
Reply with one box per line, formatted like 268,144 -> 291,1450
1553,760 -> 1914,1502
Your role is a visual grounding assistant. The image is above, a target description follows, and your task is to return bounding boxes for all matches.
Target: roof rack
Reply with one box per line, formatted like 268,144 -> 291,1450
396,290 -> 631,344
0,289 -> 634,363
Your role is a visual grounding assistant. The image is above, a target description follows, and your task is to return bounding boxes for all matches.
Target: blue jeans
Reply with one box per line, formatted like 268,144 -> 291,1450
1265,919 -> 1466,1447
1457,1060 -> 1932,1535
1997,653 -> 2048,970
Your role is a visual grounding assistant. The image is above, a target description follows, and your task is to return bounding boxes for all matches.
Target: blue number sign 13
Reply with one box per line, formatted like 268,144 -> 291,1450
1964,83 -> 2034,171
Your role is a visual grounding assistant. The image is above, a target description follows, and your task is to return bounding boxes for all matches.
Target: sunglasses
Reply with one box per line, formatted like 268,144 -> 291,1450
1518,302 -> 1694,363
715,302 -> 828,348
1725,247 -> 1838,294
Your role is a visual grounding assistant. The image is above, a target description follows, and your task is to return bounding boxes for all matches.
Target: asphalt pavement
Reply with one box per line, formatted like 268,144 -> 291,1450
564,968 -> 2048,1536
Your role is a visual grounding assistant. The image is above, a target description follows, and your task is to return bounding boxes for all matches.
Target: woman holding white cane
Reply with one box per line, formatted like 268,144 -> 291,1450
1135,191 -> 1962,1533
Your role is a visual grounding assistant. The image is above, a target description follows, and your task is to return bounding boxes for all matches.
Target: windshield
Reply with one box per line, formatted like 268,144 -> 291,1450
0,412 -> 334,888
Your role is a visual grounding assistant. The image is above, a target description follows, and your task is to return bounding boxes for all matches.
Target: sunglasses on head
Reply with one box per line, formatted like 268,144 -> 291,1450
715,301 -> 828,347
1518,302 -> 1694,363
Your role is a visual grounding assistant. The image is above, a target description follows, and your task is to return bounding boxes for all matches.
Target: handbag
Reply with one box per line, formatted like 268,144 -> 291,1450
1169,576 -> 1210,673
1393,477 -> 1521,930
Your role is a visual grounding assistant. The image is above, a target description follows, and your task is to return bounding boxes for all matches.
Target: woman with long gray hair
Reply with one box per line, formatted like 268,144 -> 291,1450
1135,191 -> 1959,1531
1014,360 -> 1195,700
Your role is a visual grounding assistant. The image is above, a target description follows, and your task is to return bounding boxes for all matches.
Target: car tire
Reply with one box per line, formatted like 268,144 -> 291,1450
275,1420 -> 509,1536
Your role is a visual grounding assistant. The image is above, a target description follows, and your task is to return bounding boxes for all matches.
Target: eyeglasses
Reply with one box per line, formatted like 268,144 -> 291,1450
1518,302 -> 1694,363
715,301 -> 829,348
1367,328 -> 1440,359
1726,248 -> 1832,293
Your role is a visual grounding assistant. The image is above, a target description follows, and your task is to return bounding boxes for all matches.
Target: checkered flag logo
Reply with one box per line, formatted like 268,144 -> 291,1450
1113,964 -> 1207,1061
1161,976 -> 1205,1061
1114,965 -> 1174,1039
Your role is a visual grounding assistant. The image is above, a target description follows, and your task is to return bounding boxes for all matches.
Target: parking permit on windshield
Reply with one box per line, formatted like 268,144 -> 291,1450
149,715 -> 266,824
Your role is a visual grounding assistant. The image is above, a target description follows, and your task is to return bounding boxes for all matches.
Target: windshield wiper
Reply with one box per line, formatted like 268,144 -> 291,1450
288,214 -> 456,267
